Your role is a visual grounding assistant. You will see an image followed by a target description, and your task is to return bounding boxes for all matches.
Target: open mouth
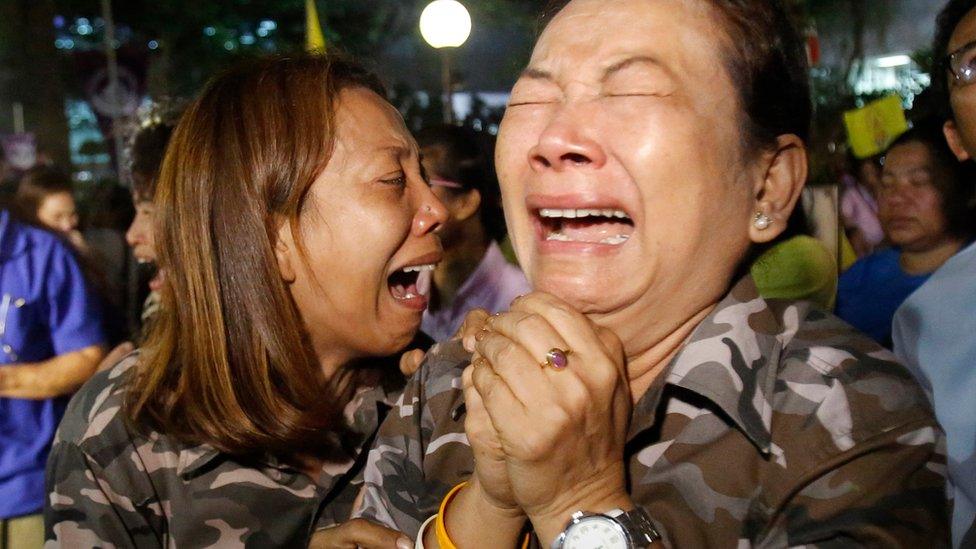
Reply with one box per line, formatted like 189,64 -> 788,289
537,208 -> 635,246
137,259 -> 164,292
387,263 -> 436,309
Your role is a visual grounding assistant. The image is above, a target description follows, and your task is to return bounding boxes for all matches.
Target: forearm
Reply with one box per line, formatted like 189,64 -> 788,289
0,345 -> 104,399
427,480 -> 526,549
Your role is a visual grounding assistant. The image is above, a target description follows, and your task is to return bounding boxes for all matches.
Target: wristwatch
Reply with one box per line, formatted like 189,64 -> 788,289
550,507 -> 661,549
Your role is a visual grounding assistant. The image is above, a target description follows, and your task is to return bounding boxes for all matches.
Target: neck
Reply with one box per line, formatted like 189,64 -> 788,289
900,237 -> 965,275
432,224 -> 489,311
620,304 -> 717,404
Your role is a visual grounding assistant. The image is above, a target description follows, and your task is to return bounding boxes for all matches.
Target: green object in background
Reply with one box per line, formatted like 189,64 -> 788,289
752,235 -> 839,310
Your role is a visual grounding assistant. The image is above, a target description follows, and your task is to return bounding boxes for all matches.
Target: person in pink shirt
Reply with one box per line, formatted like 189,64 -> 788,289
841,154 -> 886,257
418,125 -> 531,342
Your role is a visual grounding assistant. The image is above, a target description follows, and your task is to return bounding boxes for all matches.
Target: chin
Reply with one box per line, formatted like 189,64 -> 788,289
532,271 -> 632,315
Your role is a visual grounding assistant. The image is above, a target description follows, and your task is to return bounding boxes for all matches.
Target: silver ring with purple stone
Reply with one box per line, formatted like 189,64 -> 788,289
543,347 -> 572,370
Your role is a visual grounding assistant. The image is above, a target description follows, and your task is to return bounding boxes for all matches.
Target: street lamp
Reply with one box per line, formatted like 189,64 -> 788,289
420,0 -> 472,124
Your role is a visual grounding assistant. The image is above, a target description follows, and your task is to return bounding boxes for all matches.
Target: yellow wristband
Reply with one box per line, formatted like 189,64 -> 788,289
435,481 -> 468,549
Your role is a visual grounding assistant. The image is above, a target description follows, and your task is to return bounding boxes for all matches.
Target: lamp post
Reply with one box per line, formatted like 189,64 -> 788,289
420,0 -> 471,124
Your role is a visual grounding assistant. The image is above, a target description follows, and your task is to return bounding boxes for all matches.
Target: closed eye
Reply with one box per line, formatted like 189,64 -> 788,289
379,172 -> 407,187
508,100 -> 555,107
606,92 -> 670,98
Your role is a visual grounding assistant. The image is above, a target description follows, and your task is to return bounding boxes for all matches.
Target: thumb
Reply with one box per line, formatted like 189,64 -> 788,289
399,349 -> 426,377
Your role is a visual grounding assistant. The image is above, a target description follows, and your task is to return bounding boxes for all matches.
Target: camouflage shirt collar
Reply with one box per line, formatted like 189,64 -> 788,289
630,276 -> 781,454
175,382 -> 400,480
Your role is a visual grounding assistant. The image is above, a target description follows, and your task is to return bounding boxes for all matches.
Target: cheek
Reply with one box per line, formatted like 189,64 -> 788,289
496,111 -> 539,251
917,189 -> 948,226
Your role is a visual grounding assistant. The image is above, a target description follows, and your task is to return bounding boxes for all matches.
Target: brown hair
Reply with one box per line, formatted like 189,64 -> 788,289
126,54 -> 388,459
541,0 -> 812,150
14,166 -> 74,226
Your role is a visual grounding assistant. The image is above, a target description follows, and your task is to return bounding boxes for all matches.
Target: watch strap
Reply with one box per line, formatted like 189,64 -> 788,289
607,507 -> 661,548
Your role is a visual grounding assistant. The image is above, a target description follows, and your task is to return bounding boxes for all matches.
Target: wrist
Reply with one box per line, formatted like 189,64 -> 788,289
527,476 -> 632,546
467,476 -> 525,520
443,481 -> 526,548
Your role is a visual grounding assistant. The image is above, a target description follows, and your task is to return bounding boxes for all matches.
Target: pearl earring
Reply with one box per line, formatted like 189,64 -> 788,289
753,212 -> 772,230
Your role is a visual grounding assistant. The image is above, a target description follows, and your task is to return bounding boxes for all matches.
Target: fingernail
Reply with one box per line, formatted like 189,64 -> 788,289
397,536 -> 413,549
463,335 -> 476,352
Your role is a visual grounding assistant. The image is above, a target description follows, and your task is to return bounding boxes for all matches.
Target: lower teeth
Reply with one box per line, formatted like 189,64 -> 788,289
546,233 -> 630,245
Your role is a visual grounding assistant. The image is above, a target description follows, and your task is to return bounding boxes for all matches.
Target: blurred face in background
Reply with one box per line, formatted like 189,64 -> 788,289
879,141 -> 952,253
125,191 -> 162,291
36,191 -> 79,234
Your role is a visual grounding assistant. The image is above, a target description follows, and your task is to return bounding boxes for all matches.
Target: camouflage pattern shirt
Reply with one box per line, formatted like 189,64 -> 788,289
45,354 -> 399,548
357,276 -> 950,547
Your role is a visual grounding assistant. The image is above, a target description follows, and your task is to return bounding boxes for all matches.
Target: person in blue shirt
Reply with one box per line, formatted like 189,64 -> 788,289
893,1 -> 976,545
0,207 -> 106,548
836,125 -> 974,347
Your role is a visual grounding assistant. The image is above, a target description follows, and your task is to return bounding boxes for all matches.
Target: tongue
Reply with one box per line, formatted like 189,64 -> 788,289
390,270 -> 433,300
560,219 -> 633,243
391,281 -> 418,300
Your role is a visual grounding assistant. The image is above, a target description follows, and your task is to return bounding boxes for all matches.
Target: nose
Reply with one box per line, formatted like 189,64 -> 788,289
528,113 -> 607,172
412,183 -> 448,236
125,219 -> 141,247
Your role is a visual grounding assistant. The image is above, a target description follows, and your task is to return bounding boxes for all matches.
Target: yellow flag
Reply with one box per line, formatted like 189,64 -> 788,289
306,0 -> 326,53
843,95 -> 909,159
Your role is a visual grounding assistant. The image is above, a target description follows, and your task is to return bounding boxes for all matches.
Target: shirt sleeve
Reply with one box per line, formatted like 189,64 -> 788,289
355,365 -> 438,537
355,341 -> 473,540
767,420 -> 950,547
44,441 -> 157,548
45,241 -> 105,355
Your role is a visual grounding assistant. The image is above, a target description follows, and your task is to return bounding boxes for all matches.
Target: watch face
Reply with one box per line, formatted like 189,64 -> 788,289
563,516 -> 628,549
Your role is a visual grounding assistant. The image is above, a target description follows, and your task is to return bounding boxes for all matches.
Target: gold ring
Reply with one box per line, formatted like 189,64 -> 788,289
542,347 -> 572,369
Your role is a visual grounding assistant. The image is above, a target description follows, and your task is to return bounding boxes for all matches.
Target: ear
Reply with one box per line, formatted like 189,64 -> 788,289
275,220 -> 297,284
452,188 -> 482,223
749,134 -> 808,244
944,120 -> 972,161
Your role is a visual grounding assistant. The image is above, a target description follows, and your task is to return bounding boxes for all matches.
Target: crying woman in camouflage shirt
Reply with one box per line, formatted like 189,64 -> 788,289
354,0 -> 950,547
45,54 -> 447,548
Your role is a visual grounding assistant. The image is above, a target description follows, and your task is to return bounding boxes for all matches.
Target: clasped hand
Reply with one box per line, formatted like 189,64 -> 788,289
458,293 -> 634,542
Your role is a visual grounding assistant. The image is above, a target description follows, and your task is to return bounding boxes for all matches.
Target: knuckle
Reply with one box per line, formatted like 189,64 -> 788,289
495,343 -> 525,367
512,312 -> 542,332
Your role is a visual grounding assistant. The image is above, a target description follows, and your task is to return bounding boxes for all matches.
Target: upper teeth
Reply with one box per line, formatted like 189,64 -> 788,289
402,263 -> 437,273
539,208 -> 630,220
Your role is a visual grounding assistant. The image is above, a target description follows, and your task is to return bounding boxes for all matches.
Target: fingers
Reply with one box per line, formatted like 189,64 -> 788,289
309,519 -> 412,549
469,354 -> 528,422
458,309 -> 491,352
398,349 -> 425,377
483,310 -> 572,372
507,293 -> 625,389
509,293 -> 609,356
473,328 -> 553,406
461,365 -> 501,448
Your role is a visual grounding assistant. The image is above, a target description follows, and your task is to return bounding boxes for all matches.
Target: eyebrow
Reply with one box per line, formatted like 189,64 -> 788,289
518,66 -> 555,81
377,144 -> 413,159
600,56 -> 670,83
517,56 -> 670,84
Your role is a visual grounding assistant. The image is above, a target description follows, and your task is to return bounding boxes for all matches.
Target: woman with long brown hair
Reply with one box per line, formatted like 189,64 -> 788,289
45,53 -> 445,548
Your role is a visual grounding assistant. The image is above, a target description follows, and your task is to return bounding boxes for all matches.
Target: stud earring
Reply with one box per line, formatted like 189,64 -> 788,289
753,212 -> 772,230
